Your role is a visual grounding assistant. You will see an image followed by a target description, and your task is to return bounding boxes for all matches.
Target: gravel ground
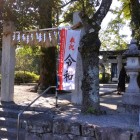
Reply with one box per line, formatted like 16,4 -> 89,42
13,84 -> 71,108
13,84 -> 124,113
13,84 -> 140,130
14,84 -> 39,105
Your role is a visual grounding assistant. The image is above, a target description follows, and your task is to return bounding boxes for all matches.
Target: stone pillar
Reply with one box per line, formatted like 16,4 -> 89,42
122,39 -> 140,106
1,21 -> 16,102
71,12 -> 85,104
117,55 -> 122,78
126,71 -> 139,93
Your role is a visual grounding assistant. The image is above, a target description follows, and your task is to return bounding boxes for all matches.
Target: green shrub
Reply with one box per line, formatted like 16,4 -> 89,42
99,73 -> 110,83
15,71 -> 39,83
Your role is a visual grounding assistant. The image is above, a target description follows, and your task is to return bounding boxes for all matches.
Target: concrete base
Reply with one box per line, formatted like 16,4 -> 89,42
117,103 -> 140,114
117,92 -> 140,114
122,92 -> 140,106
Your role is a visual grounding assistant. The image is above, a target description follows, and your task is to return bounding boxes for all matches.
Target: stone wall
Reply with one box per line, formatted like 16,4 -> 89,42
25,114 -> 140,140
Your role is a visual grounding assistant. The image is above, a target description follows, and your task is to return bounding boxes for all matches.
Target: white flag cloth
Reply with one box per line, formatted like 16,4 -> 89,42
58,29 -> 81,90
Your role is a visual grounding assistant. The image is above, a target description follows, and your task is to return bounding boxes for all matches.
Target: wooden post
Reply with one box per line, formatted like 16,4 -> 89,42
71,12 -> 85,105
1,21 -> 16,102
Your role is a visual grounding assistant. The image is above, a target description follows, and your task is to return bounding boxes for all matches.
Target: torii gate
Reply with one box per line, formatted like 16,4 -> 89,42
1,21 -> 58,102
1,12 -> 83,103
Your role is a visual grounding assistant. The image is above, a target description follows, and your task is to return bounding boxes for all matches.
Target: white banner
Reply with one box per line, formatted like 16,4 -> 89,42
58,29 -> 81,90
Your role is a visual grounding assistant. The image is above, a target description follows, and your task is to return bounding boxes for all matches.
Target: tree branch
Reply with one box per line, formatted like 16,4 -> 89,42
93,0 -> 112,25
58,0 -> 78,9
78,0 -> 112,33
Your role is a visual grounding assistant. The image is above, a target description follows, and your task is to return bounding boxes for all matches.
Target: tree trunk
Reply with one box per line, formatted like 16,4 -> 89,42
130,0 -> 140,40
38,0 -> 56,92
79,0 -> 112,113
39,47 -> 56,90
80,32 -> 101,113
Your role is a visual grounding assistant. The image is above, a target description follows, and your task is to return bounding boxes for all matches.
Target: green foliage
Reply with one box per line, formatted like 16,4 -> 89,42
15,71 -> 39,84
86,107 -> 96,114
99,73 -> 110,83
85,107 -> 106,115
111,1 -> 130,20
121,1 -> 131,20
63,0 -> 96,23
108,0 -> 140,42
3,0 -> 63,30
15,46 -> 40,74
99,0 -> 131,50
100,29 -> 127,50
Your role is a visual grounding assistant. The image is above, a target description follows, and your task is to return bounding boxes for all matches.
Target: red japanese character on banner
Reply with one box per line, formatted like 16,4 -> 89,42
69,37 -> 75,50
70,37 -> 75,43
69,44 -> 74,50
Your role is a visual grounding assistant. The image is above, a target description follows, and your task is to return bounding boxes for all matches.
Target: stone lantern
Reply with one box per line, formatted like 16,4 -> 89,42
122,39 -> 140,106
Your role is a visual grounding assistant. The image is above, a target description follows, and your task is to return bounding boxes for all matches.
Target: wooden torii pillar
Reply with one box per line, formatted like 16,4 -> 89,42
1,21 -> 16,102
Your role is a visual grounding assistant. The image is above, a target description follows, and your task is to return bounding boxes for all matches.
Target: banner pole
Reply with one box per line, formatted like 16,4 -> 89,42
55,11 -> 59,107
55,76 -> 58,107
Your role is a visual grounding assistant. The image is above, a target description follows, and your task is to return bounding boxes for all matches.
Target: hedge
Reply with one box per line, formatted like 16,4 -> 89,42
15,71 -> 39,84
99,73 -> 110,83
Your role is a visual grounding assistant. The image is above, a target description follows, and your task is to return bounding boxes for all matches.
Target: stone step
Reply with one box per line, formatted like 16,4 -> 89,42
0,107 -> 42,140
0,104 -> 48,140
0,103 -> 25,110
0,117 -> 17,128
0,115 -> 26,139
0,108 -> 19,119
0,117 -> 26,130
0,107 -> 42,119
0,127 -> 25,140
0,138 -> 15,140
0,103 -> 49,112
